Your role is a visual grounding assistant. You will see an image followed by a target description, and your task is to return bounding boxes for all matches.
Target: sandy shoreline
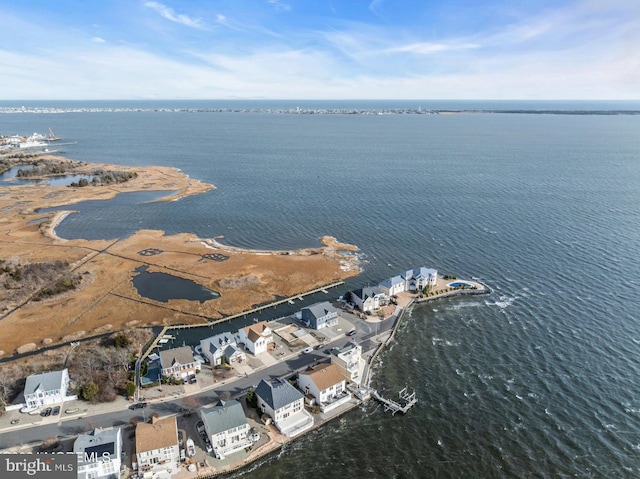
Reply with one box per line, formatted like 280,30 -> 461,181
0,154 -> 360,358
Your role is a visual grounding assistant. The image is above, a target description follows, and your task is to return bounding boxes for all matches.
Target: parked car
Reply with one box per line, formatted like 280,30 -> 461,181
129,402 -> 148,410
196,421 -> 205,434
40,407 -> 52,417
52,406 -> 60,416
302,347 -> 313,354
346,329 -> 357,337
314,344 -> 324,350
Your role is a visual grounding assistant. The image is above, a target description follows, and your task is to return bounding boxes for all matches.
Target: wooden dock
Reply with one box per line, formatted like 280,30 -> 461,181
372,387 -> 417,415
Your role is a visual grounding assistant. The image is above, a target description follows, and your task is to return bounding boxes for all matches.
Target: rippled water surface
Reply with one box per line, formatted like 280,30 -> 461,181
2,101 -> 639,478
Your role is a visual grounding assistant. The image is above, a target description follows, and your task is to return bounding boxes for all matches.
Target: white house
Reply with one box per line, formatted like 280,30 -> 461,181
23,368 -> 75,409
74,428 -> 122,479
200,400 -> 252,460
254,378 -> 314,437
403,267 -> 438,291
350,286 -> 387,313
200,333 -> 246,366
331,342 -> 365,385
236,321 -> 274,355
298,363 -> 350,413
378,275 -> 406,296
378,267 -> 438,295
159,346 -> 200,382
300,301 -> 339,330
135,416 -> 180,479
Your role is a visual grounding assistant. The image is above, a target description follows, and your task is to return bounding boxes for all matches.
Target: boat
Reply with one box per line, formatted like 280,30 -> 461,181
186,438 -> 196,457
19,133 -> 47,149
45,128 -> 60,142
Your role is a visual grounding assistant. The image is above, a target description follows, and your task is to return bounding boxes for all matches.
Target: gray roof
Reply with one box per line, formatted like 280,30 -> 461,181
73,427 -> 121,467
302,301 -> 336,320
331,341 -> 359,357
404,267 -> 437,280
351,286 -> 384,301
224,344 -> 241,357
24,369 -> 67,396
201,400 -> 247,435
159,346 -> 194,368
379,275 -> 404,289
202,332 -> 235,355
255,378 -> 304,411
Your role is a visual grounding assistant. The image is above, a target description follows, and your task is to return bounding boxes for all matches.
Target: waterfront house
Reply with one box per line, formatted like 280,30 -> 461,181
74,427 -> 122,479
236,321 -> 274,355
378,275 -> 406,296
350,286 -> 387,313
159,346 -> 200,383
200,400 -> 251,460
378,267 -> 438,295
298,363 -> 350,413
300,301 -> 339,330
135,416 -> 180,479
254,378 -> 314,437
200,333 -> 246,366
331,342 -> 365,385
403,267 -> 438,291
23,368 -> 75,409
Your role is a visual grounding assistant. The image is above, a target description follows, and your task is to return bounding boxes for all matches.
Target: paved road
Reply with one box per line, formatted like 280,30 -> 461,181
0,315 -> 396,450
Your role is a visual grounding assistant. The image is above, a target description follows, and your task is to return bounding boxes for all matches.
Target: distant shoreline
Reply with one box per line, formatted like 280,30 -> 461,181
2,106 -> 639,116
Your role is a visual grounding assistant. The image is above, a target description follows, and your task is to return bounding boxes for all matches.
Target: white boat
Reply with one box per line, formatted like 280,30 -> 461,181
186,438 -> 196,457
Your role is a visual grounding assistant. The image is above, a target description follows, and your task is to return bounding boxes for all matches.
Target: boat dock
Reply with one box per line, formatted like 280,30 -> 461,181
371,387 -> 417,415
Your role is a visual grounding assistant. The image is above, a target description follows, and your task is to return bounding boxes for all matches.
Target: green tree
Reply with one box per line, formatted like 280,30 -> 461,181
114,333 -> 131,348
80,382 -> 99,401
125,381 -> 136,398
245,388 -> 257,409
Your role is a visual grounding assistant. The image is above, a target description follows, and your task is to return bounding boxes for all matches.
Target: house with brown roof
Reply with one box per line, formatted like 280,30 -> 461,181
135,416 -> 180,479
298,363 -> 350,412
235,321 -> 274,355
159,346 -> 200,382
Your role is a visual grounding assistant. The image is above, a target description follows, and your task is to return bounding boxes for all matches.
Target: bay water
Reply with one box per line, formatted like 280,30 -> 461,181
1,101 -> 639,477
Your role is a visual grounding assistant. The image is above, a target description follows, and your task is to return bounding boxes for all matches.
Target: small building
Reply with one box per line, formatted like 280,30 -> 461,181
135,416 -> 180,479
331,342 -> 365,385
236,321 -> 274,355
255,378 -> 314,437
200,333 -> 246,366
159,346 -> 200,382
298,363 -> 350,413
23,368 -> 75,409
300,301 -> 339,330
74,427 -> 122,479
200,400 -> 251,460
350,286 -> 387,313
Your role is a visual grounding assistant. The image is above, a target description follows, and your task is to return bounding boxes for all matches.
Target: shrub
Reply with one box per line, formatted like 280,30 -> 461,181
245,388 -> 257,408
125,381 -> 136,398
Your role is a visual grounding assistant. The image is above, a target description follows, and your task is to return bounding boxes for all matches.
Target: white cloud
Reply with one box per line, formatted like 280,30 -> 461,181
91,37 -> 106,43
267,0 -> 290,11
386,42 -> 480,55
144,1 -> 203,29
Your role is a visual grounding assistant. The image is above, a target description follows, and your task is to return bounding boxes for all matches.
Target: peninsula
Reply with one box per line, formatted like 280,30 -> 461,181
0,151 -> 360,358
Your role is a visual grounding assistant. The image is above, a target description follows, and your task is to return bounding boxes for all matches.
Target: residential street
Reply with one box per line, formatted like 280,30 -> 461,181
0,312 -> 395,452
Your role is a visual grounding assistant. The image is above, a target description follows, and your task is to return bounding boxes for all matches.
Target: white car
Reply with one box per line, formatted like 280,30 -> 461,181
302,347 -> 313,354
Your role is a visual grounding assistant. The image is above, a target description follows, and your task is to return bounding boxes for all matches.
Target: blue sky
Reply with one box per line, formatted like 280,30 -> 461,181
0,0 -> 638,99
